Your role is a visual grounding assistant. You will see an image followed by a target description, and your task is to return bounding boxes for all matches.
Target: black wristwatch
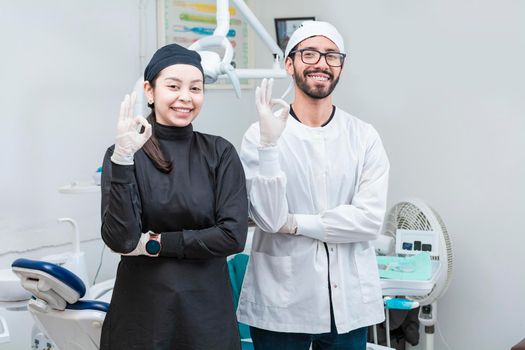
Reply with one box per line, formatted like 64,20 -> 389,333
145,232 -> 161,256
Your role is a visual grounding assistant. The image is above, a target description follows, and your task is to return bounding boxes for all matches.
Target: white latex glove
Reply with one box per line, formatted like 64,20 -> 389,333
278,214 -> 298,235
256,78 -> 290,147
121,232 -> 150,256
110,92 -> 152,165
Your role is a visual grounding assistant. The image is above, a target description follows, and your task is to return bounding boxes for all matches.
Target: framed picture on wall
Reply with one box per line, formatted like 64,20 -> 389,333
156,0 -> 254,90
274,17 -> 315,53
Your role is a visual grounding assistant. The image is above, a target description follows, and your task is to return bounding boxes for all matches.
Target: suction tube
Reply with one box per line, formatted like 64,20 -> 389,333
58,218 -> 80,255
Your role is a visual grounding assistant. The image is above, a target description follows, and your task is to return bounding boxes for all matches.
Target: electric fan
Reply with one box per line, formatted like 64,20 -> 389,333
381,198 -> 453,350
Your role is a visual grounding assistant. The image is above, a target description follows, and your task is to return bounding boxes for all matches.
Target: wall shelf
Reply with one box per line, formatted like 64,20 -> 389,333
58,181 -> 100,194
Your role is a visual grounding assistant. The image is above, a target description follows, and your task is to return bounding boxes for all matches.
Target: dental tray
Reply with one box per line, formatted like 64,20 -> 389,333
380,260 -> 441,297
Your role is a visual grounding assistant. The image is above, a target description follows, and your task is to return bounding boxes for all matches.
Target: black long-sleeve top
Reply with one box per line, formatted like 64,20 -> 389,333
99,122 -> 247,350
101,122 -> 248,258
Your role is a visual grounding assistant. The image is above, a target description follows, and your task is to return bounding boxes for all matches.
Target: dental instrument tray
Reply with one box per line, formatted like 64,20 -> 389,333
379,258 -> 441,297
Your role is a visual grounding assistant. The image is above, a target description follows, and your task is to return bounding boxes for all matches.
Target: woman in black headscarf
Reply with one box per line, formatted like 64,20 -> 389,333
100,43 -> 248,350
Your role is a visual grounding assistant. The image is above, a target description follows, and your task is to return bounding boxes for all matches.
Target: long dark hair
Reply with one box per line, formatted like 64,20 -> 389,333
142,78 -> 173,173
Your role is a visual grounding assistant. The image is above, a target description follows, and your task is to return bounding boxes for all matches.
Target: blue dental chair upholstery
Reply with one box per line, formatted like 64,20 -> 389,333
12,258 -> 108,350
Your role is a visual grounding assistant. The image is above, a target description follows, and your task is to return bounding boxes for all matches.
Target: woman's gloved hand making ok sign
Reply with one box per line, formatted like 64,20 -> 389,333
110,92 -> 153,165
256,78 -> 290,147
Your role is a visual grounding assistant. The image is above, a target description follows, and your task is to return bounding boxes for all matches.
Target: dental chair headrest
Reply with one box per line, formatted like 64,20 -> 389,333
12,258 -> 86,311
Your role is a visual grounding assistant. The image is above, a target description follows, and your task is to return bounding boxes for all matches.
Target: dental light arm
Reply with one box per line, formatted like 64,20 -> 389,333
230,0 -> 283,59
188,0 -> 286,97
214,0 -> 230,37
189,35 -> 242,97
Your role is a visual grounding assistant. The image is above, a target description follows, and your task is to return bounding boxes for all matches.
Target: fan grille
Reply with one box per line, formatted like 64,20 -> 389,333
430,206 -> 454,296
382,201 -> 432,240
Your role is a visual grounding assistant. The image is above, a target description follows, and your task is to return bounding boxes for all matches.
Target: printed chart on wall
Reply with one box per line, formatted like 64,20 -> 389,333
157,0 -> 254,90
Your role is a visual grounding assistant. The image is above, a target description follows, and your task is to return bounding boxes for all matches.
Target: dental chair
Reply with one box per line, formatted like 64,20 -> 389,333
11,258 -> 109,350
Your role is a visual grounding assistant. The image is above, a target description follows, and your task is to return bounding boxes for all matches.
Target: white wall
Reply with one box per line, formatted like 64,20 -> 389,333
0,0 -> 141,251
1,0 -> 524,349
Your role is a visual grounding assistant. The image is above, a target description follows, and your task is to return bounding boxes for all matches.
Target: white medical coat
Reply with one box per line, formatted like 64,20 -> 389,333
236,107 -> 390,334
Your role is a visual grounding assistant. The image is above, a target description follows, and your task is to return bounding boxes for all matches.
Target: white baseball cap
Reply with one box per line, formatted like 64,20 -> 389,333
284,21 -> 345,58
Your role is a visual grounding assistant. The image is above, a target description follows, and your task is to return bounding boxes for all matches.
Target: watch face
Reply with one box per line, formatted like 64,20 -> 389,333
145,239 -> 161,255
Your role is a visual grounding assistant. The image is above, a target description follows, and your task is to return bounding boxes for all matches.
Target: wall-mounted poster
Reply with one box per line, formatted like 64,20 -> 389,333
157,0 -> 254,90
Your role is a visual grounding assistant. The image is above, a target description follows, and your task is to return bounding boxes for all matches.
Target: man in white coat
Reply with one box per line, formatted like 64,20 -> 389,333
237,21 -> 390,350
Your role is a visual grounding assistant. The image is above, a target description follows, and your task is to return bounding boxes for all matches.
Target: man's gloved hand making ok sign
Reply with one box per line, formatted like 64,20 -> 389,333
256,78 -> 290,147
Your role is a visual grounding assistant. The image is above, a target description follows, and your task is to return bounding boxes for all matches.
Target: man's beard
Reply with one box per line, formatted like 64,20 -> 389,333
294,67 -> 340,99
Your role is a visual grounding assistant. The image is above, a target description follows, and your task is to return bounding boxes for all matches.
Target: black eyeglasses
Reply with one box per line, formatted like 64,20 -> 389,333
290,49 -> 347,67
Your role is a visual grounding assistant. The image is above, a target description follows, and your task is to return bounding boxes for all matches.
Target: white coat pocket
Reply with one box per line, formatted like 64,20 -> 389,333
245,251 -> 293,308
354,244 -> 382,303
